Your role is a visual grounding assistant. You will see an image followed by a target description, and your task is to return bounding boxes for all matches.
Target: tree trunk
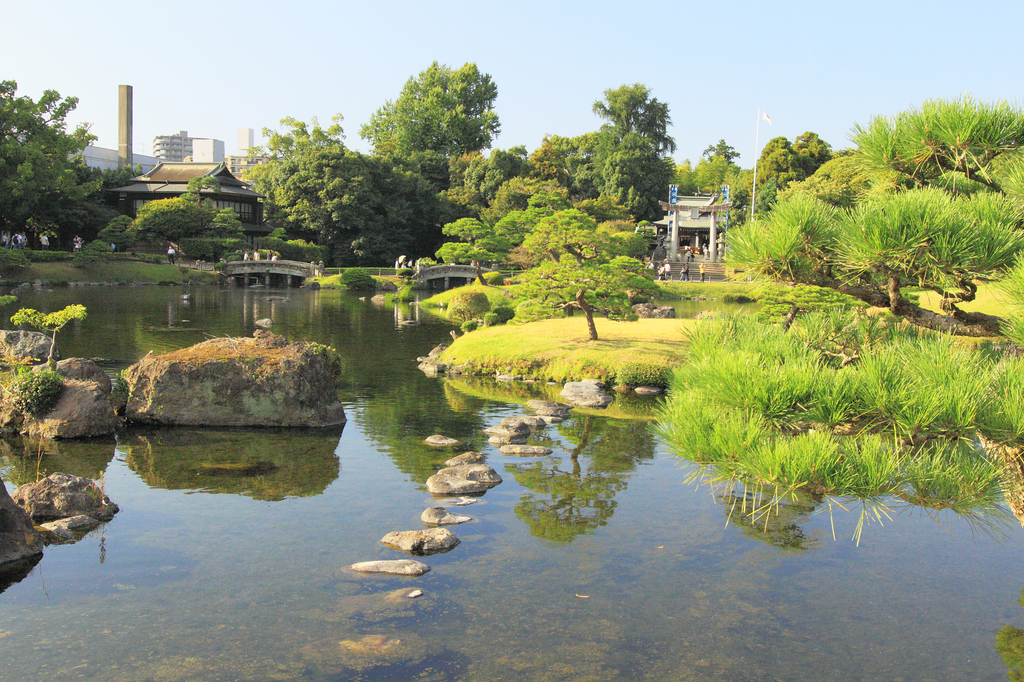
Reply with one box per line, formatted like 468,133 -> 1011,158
576,290 -> 599,341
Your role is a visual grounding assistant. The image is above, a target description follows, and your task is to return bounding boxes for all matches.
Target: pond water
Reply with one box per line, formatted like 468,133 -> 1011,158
1,285 -> 1023,681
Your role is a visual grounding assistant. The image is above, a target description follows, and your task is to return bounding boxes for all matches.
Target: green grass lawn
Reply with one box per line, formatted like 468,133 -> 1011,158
915,283 -> 1012,318
10,259 -> 218,284
441,317 -> 694,383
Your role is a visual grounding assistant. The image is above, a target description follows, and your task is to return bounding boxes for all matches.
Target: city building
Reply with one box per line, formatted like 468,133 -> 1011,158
152,131 -> 193,161
224,154 -> 270,180
193,138 -> 225,163
107,162 -> 270,243
82,146 -> 162,172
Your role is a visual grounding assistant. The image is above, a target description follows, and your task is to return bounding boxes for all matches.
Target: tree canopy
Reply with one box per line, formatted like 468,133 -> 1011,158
0,81 -> 97,233
359,62 -> 500,159
592,83 -> 676,157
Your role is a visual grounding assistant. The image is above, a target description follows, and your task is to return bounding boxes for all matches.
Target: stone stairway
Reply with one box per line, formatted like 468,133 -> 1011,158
662,261 -> 728,282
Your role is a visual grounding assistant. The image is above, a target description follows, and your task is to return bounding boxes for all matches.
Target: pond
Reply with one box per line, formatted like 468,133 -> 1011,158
0,285 -> 1022,681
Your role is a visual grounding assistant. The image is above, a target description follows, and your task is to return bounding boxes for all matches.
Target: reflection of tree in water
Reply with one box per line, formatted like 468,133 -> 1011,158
713,484 -> 821,552
0,436 -> 116,486
121,428 -> 342,501
997,588 -> 1024,681
510,416 -> 656,542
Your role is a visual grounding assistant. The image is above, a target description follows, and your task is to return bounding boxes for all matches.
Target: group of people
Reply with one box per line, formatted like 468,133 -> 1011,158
242,250 -> 278,261
2,232 -> 36,250
649,259 -> 708,282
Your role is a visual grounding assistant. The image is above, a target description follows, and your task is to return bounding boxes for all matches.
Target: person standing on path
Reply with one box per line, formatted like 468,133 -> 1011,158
167,245 -> 176,265
699,262 -> 706,282
682,262 -> 689,282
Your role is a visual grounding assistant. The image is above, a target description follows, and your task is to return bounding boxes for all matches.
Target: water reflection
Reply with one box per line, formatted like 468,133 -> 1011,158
510,416 -> 656,542
0,436 -> 116,486
119,428 -> 343,500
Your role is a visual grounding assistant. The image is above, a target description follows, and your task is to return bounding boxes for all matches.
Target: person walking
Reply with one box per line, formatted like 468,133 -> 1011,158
39,234 -> 48,251
682,262 -> 689,282
167,245 -> 176,265
699,262 -> 706,282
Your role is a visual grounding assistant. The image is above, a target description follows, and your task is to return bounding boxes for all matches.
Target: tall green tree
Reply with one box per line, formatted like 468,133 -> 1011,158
592,83 -> 676,156
0,81 -> 98,233
359,62 -> 500,159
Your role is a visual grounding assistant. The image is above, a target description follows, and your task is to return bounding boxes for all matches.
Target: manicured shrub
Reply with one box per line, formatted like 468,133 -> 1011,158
0,248 -> 30,274
617,362 -> 670,388
254,237 -> 326,263
179,238 -> 244,262
24,251 -> 72,263
447,291 -> 491,323
396,268 -> 416,279
341,268 -> 375,290
461,320 -> 479,333
492,305 -> 516,323
10,369 -> 64,416
482,312 -> 500,327
483,271 -> 506,285
73,240 -> 113,267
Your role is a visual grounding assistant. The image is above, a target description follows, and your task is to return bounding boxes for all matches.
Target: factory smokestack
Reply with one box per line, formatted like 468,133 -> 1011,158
118,85 -> 133,168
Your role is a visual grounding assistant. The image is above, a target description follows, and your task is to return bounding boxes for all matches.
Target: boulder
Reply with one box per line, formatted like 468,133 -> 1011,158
370,294 -> 387,304
427,343 -> 448,358
499,445 -> 554,456
381,528 -> 460,555
424,435 -> 461,447
41,358 -> 112,394
12,472 -> 118,522
0,330 -> 55,365
255,318 -> 273,329
560,381 -> 614,409
483,423 -> 531,438
350,559 -> 430,576
421,507 -> 473,525
425,464 -> 502,495
487,433 -> 527,446
445,452 -> 486,466
504,415 -> 547,429
632,302 -> 676,319
15,379 -> 120,439
526,400 -> 573,418
122,331 -> 346,427
0,476 -> 43,567
418,361 -> 446,377
634,386 -> 664,395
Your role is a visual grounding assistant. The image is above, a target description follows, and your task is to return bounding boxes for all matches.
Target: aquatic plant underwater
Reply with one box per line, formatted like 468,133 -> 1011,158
657,311 -> 1024,543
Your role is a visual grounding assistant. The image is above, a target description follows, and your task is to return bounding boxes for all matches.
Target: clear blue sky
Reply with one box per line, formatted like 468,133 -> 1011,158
6,0 -> 1023,169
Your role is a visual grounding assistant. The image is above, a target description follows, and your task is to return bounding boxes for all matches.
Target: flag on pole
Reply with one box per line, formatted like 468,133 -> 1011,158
762,112 -> 772,125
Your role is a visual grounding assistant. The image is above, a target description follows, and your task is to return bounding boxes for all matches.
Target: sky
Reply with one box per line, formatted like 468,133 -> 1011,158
5,0 -> 1024,171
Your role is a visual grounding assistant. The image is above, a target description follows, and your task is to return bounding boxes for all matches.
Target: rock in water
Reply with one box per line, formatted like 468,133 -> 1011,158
560,381 -> 614,409
12,380 -> 120,439
0,476 -> 43,568
12,472 -> 118,522
424,435 -> 461,447
499,445 -> 553,456
444,451 -> 485,466
380,528 -> 460,555
425,464 -> 502,495
255,318 -> 273,328
44,358 -> 112,394
421,507 -> 472,525
350,560 -> 431,576
121,330 -> 346,427
0,330 -> 56,365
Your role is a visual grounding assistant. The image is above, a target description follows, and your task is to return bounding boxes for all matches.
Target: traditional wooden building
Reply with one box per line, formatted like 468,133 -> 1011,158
107,162 -> 271,242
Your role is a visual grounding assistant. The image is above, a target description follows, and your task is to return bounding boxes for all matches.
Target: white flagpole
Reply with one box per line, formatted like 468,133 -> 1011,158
750,107 -> 761,223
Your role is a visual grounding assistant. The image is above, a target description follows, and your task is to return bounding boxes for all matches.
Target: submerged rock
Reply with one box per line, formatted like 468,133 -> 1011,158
38,514 -> 100,544
421,507 -> 472,525
0,476 -> 43,568
122,330 -> 346,427
380,527 -> 460,555
350,559 -> 431,576
634,386 -> 663,395
499,444 -> 553,456
12,472 -> 118,522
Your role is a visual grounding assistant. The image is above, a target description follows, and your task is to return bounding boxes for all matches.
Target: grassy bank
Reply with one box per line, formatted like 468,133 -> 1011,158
3,259 -> 218,285
440,317 -> 693,384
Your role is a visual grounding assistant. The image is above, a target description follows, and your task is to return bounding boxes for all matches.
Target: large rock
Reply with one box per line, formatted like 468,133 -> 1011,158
18,379 -> 120,439
11,472 -> 118,522
0,330 -> 56,365
499,444 -> 554,456
526,400 -> 573,418
445,452 -> 485,466
350,559 -> 430,576
421,507 -> 472,525
381,528 -> 460,555
43,358 -> 112,394
0,476 -> 43,568
424,435 -> 461,447
122,331 -> 346,427
633,302 -> 676,319
425,463 -> 502,495
560,381 -> 614,409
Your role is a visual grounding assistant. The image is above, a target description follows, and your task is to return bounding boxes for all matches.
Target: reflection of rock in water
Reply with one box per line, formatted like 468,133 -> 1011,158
0,554 -> 42,595
0,436 -> 116,486
121,427 -> 342,501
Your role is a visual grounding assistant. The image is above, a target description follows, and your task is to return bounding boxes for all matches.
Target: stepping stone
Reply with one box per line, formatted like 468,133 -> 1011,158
483,423 -> 531,437
526,400 -> 573,417
421,507 -> 473,525
488,434 -> 527,446
425,435 -> 461,447
381,528 -> 460,555
499,444 -> 554,456
634,386 -> 663,395
504,415 -> 547,429
350,559 -> 431,576
425,464 -> 502,495
445,451 -> 485,466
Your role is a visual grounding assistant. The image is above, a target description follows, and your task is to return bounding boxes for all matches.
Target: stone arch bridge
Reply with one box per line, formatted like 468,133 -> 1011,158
221,260 -> 324,287
415,264 -> 491,290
